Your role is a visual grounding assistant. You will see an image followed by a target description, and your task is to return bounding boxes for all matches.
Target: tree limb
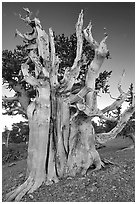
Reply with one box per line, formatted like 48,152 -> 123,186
49,28 -> 55,68
60,10 -> 83,92
19,8 -> 32,25
21,63 -> 40,86
101,70 -> 129,114
15,28 -> 37,42
49,28 -> 59,87
36,26 -> 50,62
71,9 -> 83,71
66,86 -> 92,104
8,79 -> 30,112
117,69 -> 125,94
17,10 -> 50,78
96,103 -> 135,144
2,96 -> 18,102
83,21 -> 99,49
101,92 -> 129,114
84,23 -> 110,111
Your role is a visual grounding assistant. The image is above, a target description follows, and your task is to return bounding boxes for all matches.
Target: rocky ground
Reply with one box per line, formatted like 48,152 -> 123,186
2,136 -> 135,202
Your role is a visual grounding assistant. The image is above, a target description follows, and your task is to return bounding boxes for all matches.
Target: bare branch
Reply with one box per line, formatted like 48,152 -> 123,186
50,56 -> 60,87
96,104 -> 135,144
15,28 -> 37,41
101,92 -> 129,114
67,86 -> 92,104
17,9 -> 50,79
60,10 -> 83,92
36,28 -> 50,61
83,21 -> 99,49
101,71 -> 129,114
28,50 -> 43,77
84,23 -> 110,112
21,63 -> 39,86
49,28 -> 55,67
7,80 -> 30,112
19,8 -> 32,24
107,92 -> 117,100
48,28 -> 59,87
2,96 -> 18,102
100,70 -> 130,114
71,9 -> 83,70
118,69 -> 125,94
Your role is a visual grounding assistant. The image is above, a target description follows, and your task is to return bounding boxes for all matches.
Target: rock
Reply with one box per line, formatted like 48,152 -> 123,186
28,194 -> 34,199
87,186 -> 97,192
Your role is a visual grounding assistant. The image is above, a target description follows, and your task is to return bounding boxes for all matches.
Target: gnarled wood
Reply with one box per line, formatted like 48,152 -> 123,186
5,9 -> 134,202
96,104 -> 135,144
60,10 -> 83,92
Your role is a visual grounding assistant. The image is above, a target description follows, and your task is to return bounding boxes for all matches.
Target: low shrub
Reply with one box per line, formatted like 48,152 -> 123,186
2,143 -> 28,164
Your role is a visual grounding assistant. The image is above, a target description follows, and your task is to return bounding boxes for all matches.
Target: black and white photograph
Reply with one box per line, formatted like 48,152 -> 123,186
2,1 -> 135,202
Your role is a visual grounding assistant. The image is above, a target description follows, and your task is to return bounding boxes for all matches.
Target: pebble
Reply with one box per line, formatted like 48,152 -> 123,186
87,186 -> 97,192
28,194 -> 34,199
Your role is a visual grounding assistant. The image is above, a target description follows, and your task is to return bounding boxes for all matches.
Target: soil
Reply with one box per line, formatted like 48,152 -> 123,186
2,136 -> 135,202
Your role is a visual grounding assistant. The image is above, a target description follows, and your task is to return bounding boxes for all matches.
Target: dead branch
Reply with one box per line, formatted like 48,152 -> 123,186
67,86 -> 92,104
2,96 -> 18,102
49,28 -> 55,67
96,103 -> 135,144
84,22 -> 110,113
36,26 -> 49,61
60,10 -> 83,92
117,69 -> 125,94
49,28 -> 59,87
21,63 -> 40,86
83,21 -> 99,49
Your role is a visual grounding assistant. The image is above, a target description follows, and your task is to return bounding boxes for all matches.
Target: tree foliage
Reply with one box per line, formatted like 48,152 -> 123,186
10,121 -> 29,143
126,83 -> 134,106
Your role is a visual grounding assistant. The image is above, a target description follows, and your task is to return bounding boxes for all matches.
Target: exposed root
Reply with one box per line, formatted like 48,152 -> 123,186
86,160 -> 104,176
45,177 -> 59,186
5,175 -> 45,202
27,177 -> 45,194
6,176 -> 34,201
117,144 -> 135,152
101,158 -> 119,166
86,157 -> 119,176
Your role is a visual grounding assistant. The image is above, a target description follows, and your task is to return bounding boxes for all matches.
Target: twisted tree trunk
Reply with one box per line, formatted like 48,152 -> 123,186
5,8 -> 135,202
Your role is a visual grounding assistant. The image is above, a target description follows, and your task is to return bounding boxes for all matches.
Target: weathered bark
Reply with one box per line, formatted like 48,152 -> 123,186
56,97 -> 70,177
5,9 -> 135,202
59,10 -> 83,93
46,87 -> 58,184
96,104 -> 135,144
67,113 -> 103,177
84,23 -> 109,111
6,82 -> 51,201
5,131 -> 10,148
8,79 -> 30,114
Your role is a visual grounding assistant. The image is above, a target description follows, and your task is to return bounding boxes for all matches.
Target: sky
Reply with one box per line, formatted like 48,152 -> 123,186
2,2 -> 135,129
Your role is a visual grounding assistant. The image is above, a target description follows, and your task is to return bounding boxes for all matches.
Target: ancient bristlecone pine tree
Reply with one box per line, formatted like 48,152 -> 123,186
6,9 -> 135,201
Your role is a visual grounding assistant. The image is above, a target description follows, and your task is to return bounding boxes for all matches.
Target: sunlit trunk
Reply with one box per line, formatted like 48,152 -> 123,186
5,8 -> 134,202
67,113 -> 102,177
